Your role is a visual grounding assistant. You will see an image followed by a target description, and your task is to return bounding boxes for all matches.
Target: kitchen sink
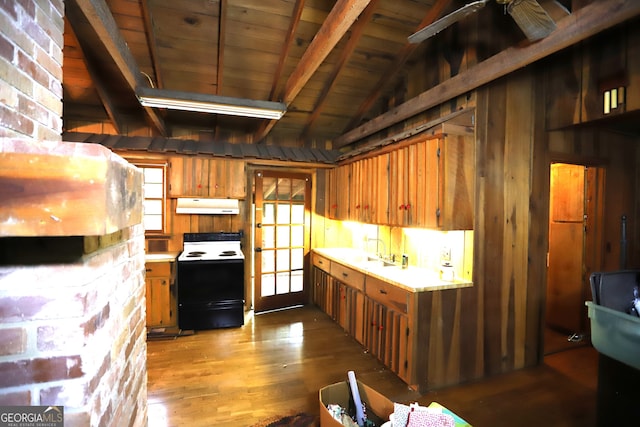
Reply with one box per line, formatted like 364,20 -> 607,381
365,256 -> 395,267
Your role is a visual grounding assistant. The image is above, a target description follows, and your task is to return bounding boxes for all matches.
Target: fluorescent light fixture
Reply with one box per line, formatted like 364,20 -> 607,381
136,86 -> 286,120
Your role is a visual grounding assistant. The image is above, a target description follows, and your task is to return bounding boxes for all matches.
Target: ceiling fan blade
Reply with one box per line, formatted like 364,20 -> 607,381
508,0 -> 557,42
408,0 -> 491,44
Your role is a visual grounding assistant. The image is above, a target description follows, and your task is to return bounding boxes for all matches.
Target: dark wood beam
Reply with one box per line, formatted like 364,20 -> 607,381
140,0 -> 164,88
69,0 -> 166,135
300,0 -> 382,140
343,0 -> 453,132
334,0 -> 640,148
270,0 -> 305,102
254,0 -> 372,142
64,15 -> 124,134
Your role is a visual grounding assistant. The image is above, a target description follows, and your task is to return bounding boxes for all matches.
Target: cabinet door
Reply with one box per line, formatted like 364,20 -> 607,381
168,157 -> 246,198
313,267 -> 329,311
437,135 -> 474,230
337,283 -> 348,330
389,147 -> 414,226
328,165 -> 350,220
363,296 -> 410,382
372,153 -> 389,224
346,286 -> 365,344
226,159 -> 246,199
349,161 -> 362,222
146,277 -> 172,327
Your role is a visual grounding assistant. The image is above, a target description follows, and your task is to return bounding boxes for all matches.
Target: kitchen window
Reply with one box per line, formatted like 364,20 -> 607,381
136,162 -> 167,233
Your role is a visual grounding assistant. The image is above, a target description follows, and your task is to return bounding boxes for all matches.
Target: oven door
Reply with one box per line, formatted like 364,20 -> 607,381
177,258 -> 244,303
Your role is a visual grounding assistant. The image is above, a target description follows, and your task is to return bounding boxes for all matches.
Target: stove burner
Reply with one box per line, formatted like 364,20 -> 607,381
219,251 -> 237,257
186,251 -> 206,258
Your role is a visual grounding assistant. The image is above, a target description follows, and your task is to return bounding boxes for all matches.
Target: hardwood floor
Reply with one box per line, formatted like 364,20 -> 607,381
146,305 -> 598,426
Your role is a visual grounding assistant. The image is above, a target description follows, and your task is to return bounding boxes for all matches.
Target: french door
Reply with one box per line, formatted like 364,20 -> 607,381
253,171 -> 311,313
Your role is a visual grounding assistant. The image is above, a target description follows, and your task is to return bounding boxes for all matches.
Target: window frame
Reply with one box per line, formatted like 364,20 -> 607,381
133,160 -> 168,235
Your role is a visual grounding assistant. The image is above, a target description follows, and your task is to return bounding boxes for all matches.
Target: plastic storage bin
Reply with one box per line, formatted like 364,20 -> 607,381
586,301 -> 640,370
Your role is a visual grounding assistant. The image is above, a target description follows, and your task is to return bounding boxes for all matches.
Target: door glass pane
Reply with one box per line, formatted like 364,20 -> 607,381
291,270 -> 303,292
262,250 -> 275,273
263,203 -> 275,224
276,249 -> 290,271
291,204 -> 304,223
277,178 -> 291,200
276,272 -> 290,294
291,225 -> 304,247
292,179 -> 305,201
261,274 -> 275,297
262,226 -> 275,249
276,204 -> 290,224
263,177 -> 277,200
276,226 -> 290,247
291,248 -> 304,270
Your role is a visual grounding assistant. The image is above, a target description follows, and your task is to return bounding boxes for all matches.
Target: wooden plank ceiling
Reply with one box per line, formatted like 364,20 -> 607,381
62,0 -> 590,148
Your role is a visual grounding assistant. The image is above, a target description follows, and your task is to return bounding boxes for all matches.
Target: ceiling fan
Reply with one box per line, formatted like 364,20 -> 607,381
408,0 -> 561,44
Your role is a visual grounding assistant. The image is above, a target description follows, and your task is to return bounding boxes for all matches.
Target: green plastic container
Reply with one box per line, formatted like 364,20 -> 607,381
586,301 -> 640,370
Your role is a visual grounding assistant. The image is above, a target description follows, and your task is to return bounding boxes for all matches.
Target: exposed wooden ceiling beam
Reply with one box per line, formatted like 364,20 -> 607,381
217,0 -> 227,94
64,15 -> 125,134
254,0 -> 372,142
334,0 -> 640,148
140,0 -> 164,88
343,0 -> 453,132
300,0 -> 382,140
270,0 -> 305,102
69,0 -> 166,135
213,0 -> 228,140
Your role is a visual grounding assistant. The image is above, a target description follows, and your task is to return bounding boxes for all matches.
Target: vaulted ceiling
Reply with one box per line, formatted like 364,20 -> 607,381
62,0 -> 639,150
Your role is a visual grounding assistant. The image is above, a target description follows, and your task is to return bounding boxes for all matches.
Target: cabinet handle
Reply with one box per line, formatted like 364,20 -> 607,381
146,268 -> 152,272
379,289 -> 387,295
379,325 -> 383,331
364,205 -> 369,210
405,204 -> 411,210
355,204 -> 360,209
399,204 -> 404,210
342,272 -> 348,278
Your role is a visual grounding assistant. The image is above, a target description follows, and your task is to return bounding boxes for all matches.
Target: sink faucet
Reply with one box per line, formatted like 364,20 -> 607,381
366,238 -> 386,259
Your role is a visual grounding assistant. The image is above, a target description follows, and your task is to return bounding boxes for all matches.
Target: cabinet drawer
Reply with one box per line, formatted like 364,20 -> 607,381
365,276 -> 409,314
312,253 -> 331,272
330,262 -> 365,292
145,262 -> 172,277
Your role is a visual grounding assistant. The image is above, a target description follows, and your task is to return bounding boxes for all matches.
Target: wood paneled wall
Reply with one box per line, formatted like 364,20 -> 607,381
474,64 -> 639,377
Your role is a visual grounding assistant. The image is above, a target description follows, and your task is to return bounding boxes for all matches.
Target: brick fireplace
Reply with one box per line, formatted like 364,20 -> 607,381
0,1 -> 148,426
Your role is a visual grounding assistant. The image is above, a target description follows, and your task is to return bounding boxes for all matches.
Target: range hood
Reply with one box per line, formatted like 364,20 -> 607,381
175,198 -> 239,215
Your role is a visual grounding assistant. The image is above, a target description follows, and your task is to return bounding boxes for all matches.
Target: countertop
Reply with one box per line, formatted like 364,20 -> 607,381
145,252 -> 180,263
312,248 -> 473,293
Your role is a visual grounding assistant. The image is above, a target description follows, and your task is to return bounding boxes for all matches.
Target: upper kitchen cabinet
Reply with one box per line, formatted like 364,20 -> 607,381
168,157 -> 246,199
328,164 -> 350,220
349,154 -> 389,224
433,133 -> 475,230
388,131 -> 474,230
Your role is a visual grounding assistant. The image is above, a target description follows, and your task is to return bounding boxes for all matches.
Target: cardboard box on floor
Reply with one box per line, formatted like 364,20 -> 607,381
319,380 -> 394,427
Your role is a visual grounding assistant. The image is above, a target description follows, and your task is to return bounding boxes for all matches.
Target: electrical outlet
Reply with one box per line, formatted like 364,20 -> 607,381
440,246 -> 451,263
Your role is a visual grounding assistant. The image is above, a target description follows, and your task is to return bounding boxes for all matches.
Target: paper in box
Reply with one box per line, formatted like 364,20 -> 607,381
319,380 -> 394,427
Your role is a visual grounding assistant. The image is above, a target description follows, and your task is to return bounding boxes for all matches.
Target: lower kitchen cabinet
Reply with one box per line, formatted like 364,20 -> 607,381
145,260 -> 177,328
364,276 -> 411,383
312,249 -> 481,392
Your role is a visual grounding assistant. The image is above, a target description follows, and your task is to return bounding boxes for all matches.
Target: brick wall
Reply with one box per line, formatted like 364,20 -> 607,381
0,228 -> 148,426
0,1 -> 148,426
0,0 -> 64,141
